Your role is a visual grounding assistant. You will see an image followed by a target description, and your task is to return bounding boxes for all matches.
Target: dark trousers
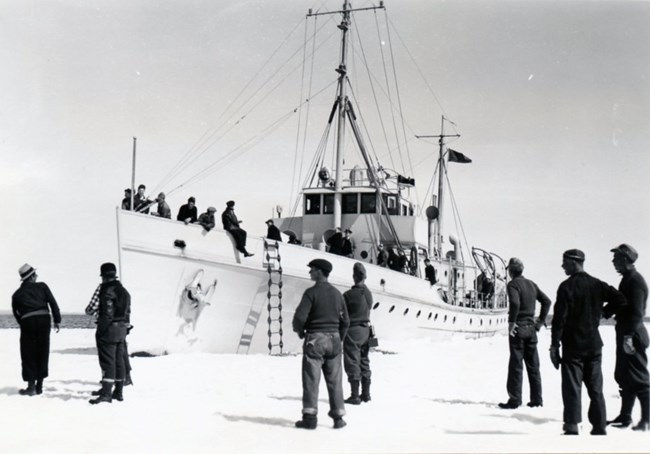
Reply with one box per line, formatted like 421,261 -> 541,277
614,331 -> 650,421
561,349 -> 606,430
96,335 -> 126,382
301,332 -> 345,418
19,315 -> 51,382
506,324 -> 542,405
228,228 -> 248,253
344,325 -> 371,382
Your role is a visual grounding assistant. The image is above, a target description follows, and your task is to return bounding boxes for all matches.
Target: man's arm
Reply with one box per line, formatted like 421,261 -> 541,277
550,286 -> 568,348
43,283 -> 62,325
535,284 -> 552,328
506,282 -> 520,336
292,292 -> 312,338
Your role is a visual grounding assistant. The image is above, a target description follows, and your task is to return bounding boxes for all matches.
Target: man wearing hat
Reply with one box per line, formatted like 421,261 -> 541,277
89,262 -> 131,405
607,244 -> 649,431
153,192 -> 171,219
121,188 -> 133,211
326,227 -> 343,255
177,196 -> 198,224
498,257 -> 551,409
292,259 -> 350,429
12,264 -> 62,396
342,262 -> 373,405
197,206 -> 217,231
341,229 -> 354,258
424,258 -> 437,285
265,219 -> 282,242
134,184 -> 152,214
550,249 -> 626,435
221,200 -> 254,257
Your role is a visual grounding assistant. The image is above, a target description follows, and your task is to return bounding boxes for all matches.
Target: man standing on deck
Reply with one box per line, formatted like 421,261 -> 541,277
326,227 -> 343,255
221,200 -> 254,257
550,249 -> 626,435
607,244 -> 649,431
498,257 -> 551,409
293,259 -> 349,429
12,264 -> 62,396
89,263 -> 131,405
343,262 -> 373,405
424,258 -> 437,286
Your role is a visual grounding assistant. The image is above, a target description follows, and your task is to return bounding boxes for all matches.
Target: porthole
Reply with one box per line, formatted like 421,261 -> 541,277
480,319 -> 483,326
470,318 -> 473,325
373,302 -> 380,310
444,315 -> 447,322
434,313 -> 439,321
428,312 -> 432,320
489,319 -> 492,325
416,310 -> 421,318
403,308 -> 409,316
444,270 -> 448,277
389,305 -> 395,313
453,316 -> 456,324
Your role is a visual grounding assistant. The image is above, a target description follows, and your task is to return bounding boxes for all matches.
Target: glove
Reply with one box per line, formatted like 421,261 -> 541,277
297,331 -> 305,340
508,322 -> 518,337
550,346 -> 561,370
534,319 -> 545,332
623,335 -> 636,355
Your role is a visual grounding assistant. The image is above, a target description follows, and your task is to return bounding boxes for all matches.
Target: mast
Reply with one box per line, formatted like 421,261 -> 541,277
131,137 -> 137,211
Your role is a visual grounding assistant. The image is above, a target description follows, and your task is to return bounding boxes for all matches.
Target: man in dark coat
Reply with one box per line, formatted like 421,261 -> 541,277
327,227 -> 343,255
121,188 -> 132,210
607,244 -> 649,431
177,196 -> 198,224
343,263 -> 373,405
550,249 -> 626,435
341,229 -> 354,257
221,200 -> 254,257
134,184 -> 152,214
424,258 -> 437,285
293,259 -> 350,430
89,263 -> 131,405
376,244 -> 388,267
265,219 -> 282,241
12,264 -> 62,396
498,257 -> 551,409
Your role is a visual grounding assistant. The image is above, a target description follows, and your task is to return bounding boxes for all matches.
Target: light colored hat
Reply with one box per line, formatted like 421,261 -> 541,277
207,206 -> 216,212
18,263 -> 36,281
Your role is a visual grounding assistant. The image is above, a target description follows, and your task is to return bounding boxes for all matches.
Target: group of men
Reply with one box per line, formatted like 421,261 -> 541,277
326,227 -> 354,257
500,244 -> 649,435
292,259 -> 374,429
12,262 -> 131,405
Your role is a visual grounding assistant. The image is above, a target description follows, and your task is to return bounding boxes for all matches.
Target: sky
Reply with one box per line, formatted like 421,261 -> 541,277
1,0 -> 649,312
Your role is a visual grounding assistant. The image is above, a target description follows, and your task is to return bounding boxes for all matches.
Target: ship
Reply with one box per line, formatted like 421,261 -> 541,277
117,0 -> 509,355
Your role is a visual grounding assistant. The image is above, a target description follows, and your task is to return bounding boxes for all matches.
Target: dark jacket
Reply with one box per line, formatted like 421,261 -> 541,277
341,238 -> 353,257
551,271 -> 626,352
507,275 -> 551,325
614,268 -> 648,344
177,204 -> 198,223
96,280 -> 131,341
293,281 -> 349,338
425,265 -> 437,285
12,282 -> 62,324
267,224 -> 282,241
221,208 -> 241,231
198,212 -> 216,231
327,232 -> 343,255
343,284 -> 372,327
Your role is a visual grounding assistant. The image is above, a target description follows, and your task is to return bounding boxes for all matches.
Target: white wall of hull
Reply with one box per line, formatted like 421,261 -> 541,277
117,210 -> 508,354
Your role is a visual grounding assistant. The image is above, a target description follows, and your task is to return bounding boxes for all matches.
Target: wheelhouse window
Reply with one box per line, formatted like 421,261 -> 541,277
323,194 -> 335,214
382,194 -> 399,215
360,193 -> 377,214
305,194 -> 321,215
342,193 -> 358,214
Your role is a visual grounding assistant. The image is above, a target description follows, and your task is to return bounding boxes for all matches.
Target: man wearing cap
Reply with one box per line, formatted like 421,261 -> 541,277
197,206 -> 217,231
89,263 -> 131,404
343,262 -> 373,405
134,184 -> 152,214
292,259 -> 350,429
152,192 -> 171,219
607,244 -> 649,431
498,257 -> 551,409
177,196 -> 198,224
341,229 -> 354,258
12,264 -> 62,396
265,219 -> 282,242
424,258 -> 437,286
550,249 -> 626,435
221,201 -> 254,257
121,188 -> 133,210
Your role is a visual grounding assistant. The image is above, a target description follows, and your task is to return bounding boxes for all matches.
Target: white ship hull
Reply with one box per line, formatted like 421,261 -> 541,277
117,209 -> 508,355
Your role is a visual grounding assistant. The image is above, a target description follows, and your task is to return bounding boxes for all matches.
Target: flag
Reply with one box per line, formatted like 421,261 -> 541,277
447,149 -> 472,164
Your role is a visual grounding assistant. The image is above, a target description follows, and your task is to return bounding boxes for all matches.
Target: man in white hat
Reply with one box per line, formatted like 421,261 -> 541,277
11,264 -> 62,396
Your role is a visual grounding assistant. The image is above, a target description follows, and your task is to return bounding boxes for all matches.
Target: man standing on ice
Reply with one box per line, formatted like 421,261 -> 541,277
89,262 -> 131,405
498,257 -> 551,409
292,259 -> 349,429
550,249 -> 625,435
607,244 -> 649,431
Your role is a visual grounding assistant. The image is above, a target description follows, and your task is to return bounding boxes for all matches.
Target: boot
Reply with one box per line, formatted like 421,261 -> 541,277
35,379 -> 43,395
112,381 -> 124,402
632,420 -> 649,432
361,377 -> 371,403
608,390 -> 635,427
19,381 -> 36,396
344,380 -> 361,405
89,381 -> 113,405
295,414 -> 317,430
333,417 -> 347,429
562,423 -> 579,435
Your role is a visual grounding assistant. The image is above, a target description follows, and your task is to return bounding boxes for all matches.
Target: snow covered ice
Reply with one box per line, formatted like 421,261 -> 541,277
0,325 -> 647,453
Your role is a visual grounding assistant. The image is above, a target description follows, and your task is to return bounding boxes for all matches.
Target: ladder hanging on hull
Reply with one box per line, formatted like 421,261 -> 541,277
264,240 -> 284,355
